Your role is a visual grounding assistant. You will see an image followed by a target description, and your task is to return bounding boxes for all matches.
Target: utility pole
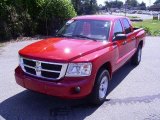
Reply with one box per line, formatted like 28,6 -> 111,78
125,0 -> 127,16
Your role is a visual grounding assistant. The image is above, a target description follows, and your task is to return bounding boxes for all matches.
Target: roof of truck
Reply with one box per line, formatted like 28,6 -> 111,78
73,15 -> 126,21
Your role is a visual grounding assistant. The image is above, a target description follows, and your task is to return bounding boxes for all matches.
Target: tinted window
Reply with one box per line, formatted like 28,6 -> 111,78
113,20 -> 123,39
122,19 -> 132,34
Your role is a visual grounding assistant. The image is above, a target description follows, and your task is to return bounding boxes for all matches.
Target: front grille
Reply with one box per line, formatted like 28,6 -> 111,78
20,57 -> 68,80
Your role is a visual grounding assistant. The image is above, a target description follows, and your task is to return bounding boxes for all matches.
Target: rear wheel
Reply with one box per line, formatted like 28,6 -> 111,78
131,45 -> 142,65
89,69 -> 110,105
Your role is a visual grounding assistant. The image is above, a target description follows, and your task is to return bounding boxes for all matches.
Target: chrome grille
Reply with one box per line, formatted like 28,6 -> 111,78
20,57 -> 68,80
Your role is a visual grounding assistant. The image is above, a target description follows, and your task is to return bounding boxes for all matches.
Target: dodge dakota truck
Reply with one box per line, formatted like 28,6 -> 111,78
15,15 -> 145,105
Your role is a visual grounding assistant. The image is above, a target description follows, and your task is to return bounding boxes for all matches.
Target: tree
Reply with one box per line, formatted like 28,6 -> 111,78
71,0 -> 98,15
71,0 -> 81,14
105,1 -> 111,10
0,0 -> 11,40
138,1 -> 146,10
0,0 -> 76,41
39,0 -> 76,35
154,0 -> 160,4
110,0 -> 123,8
89,0 -> 98,14
105,0 -> 123,9
125,0 -> 138,7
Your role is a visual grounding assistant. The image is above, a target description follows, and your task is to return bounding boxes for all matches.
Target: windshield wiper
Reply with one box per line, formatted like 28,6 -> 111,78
56,34 -> 72,38
72,35 -> 97,41
57,34 -> 97,41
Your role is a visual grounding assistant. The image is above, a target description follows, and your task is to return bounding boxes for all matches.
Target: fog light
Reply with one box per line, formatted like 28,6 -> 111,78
74,86 -> 81,93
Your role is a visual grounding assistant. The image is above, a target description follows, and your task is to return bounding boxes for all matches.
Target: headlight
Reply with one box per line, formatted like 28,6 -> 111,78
19,55 -> 22,66
19,55 -> 24,70
66,63 -> 92,77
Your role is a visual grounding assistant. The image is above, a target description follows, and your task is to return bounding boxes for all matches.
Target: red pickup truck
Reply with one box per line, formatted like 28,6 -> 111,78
15,15 -> 145,105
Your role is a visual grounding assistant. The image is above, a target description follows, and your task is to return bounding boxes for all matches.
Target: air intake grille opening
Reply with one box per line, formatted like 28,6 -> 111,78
41,63 -> 62,71
20,57 -> 67,80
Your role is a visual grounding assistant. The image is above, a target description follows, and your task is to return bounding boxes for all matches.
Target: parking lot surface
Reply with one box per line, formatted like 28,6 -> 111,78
0,37 -> 160,120
113,13 -> 153,20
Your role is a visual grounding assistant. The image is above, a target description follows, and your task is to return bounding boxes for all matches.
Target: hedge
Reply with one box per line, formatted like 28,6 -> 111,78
0,0 -> 76,41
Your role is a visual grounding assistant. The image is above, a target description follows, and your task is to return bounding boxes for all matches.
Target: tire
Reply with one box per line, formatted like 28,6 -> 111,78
131,45 -> 142,66
89,69 -> 110,105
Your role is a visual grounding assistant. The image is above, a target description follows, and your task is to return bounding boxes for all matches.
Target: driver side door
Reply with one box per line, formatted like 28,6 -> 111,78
112,20 -> 128,69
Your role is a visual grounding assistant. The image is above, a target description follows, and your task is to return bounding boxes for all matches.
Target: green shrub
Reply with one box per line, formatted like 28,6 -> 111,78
0,0 -> 76,41
141,26 -> 160,36
133,20 -> 160,36
38,0 -> 76,35
141,26 -> 152,35
152,30 -> 160,36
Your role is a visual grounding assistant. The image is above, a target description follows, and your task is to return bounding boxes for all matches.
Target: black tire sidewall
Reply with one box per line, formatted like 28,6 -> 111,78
132,45 -> 142,65
137,46 -> 142,63
89,69 -> 109,105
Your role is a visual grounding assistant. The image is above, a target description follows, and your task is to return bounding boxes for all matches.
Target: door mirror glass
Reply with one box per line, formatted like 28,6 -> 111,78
114,34 -> 126,41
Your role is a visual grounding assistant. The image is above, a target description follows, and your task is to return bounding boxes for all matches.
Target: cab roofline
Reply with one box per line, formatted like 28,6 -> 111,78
73,15 -> 126,21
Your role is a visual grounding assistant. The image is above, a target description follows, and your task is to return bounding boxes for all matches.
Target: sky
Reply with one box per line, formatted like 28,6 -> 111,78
97,0 -> 156,7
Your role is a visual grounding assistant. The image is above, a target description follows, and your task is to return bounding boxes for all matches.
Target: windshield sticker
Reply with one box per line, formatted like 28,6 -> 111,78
66,20 -> 74,25
104,22 -> 109,27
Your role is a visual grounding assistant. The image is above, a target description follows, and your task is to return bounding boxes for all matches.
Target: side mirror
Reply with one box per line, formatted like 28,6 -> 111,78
114,34 -> 127,41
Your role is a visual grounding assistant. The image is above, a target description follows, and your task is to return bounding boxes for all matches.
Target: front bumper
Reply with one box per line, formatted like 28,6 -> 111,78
15,66 -> 94,99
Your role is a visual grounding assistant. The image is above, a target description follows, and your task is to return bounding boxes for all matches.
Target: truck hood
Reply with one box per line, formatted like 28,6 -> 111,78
19,37 -> 109,62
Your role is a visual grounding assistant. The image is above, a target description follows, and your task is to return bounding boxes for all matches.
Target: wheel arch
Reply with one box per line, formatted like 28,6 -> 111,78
96,61 -> 112,80
139,40 -> 143,48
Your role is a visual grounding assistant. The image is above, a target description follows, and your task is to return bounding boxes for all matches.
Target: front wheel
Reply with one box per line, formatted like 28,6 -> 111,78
131,45 -> 142,65
89,69 -> 110,105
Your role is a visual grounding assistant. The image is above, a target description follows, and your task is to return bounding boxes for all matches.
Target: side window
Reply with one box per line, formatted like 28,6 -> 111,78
122,19 -> 132,34
113,20 -> 123,39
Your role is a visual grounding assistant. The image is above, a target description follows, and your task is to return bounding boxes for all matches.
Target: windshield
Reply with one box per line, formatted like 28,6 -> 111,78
57,19 -> 111,41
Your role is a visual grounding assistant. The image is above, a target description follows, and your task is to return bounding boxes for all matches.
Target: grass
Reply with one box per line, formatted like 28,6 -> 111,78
132,19 -> 160,36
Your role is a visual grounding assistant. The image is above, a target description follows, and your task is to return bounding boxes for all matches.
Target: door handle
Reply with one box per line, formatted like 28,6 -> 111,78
122,41 -> 127,45
132,37 -> 136,40
113,42 -> 117,49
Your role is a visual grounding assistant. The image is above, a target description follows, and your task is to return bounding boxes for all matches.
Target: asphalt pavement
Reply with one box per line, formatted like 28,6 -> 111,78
0,36 -> 160,120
